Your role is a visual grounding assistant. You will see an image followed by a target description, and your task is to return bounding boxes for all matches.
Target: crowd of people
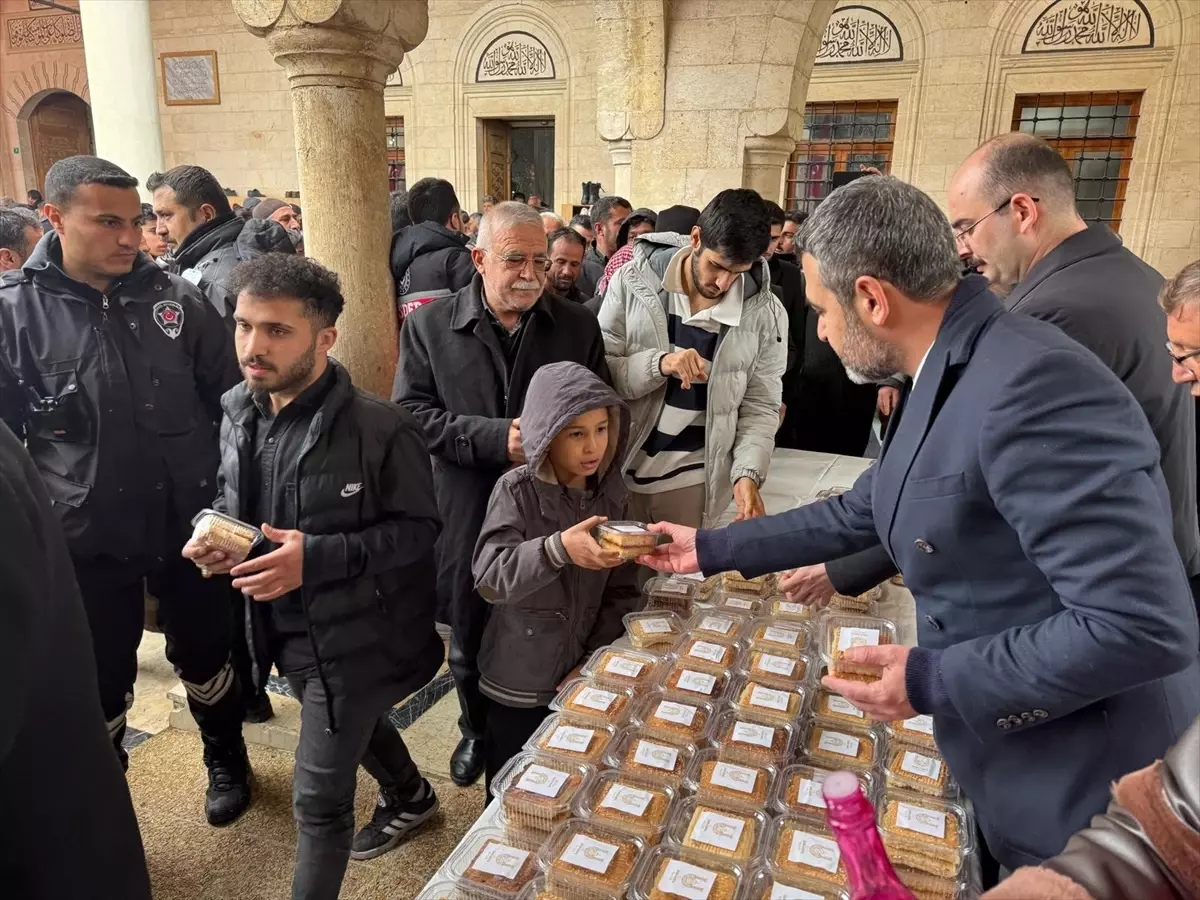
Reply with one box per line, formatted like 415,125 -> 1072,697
1,128 -> 1198,900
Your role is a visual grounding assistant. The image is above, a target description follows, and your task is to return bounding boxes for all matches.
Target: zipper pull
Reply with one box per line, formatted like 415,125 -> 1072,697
101,294 -> 110,322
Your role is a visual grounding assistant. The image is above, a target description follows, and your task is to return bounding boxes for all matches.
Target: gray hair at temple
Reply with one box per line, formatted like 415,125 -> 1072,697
1159,259 -> 1200,316
0,205 -> 40,252
477,201 -> 546,251
800,175 -> 960,308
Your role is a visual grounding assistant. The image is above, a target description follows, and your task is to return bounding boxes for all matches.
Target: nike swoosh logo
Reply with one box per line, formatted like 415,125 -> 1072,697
341,483 -> 363,498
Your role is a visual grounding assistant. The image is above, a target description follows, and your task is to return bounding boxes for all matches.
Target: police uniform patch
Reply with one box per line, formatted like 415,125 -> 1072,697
153,299 -> 185,339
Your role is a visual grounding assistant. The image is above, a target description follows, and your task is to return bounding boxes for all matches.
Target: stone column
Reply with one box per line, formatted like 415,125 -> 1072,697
233,0 -> 428,398
742,135 -> 797,206
78,0 -> 164,195
608,139 -> 633,201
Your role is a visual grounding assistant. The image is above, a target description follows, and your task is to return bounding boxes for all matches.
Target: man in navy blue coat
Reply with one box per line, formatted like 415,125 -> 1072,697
642,176 -> 1200,871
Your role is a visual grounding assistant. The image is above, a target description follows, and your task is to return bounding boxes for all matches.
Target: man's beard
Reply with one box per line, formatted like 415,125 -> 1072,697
491,278 -> 544,313
550,274 -> 574,293
242,338 -> 317,395
690,253 -> 723,300
838,304 -> 904,384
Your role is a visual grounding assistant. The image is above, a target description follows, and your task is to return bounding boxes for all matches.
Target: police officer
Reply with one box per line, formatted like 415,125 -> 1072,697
0,156 -> 252,826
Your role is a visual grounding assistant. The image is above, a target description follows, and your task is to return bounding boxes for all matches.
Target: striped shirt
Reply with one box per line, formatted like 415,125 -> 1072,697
628,247 -> 744,493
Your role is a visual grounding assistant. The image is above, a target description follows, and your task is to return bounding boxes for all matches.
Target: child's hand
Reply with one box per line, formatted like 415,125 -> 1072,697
562,516 -> 624,570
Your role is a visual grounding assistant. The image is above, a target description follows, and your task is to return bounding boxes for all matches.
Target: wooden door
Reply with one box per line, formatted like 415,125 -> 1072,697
482,120 -> 511,202
29,92 -> 93,191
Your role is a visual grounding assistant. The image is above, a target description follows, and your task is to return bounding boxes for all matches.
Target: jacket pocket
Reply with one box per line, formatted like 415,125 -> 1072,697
903,471 -> 968,500
149,364 -> 198,436
479,607 -> 570,696
40,468 -> 91,509
28,363 -> 93,443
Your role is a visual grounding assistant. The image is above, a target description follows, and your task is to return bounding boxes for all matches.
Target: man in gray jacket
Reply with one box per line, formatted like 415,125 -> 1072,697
599,188 -> 786,530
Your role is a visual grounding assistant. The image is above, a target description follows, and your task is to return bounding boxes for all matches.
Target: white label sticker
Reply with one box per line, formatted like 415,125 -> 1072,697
901,750 -> 943,781
763,625 -> 801,646
573,687 -> 618,712
771,884 -> 823,900
788,831 -> 841,874
732,721 -> 776,748
699,616 -> 733,635
817,730 -> 860,758
777,601 -> 808,615
658,859 -> 718,900
725,597 -> 755,610
676,669 -> 718,695
896,802 -> 947,839
827,695 -> 865,719
757,654 -> 797,677
691,809 -> 747,852
634,740 -> 680,771
837,627 -> 880,653
607,524 -> 648,534
688,641 -> 728,664
639,617 -> 674,634
469,841 -> 530,881
749,685 -> 791,712
655,700 -> 698,727
710,762 -> 758,794
600,782 -> 654,818
547,725 -> 595,753
559,834 -> 618,875
797,777 -> 827,809
515,764 -> 569,799
903,714 -> 935,736
604,656 -> 645,678
657,580 -> 692,595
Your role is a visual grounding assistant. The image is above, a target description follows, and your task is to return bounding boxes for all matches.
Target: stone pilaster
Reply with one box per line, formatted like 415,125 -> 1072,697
607,139 -> 633,202
742,134 -> 797,205
232,0 -> 428,398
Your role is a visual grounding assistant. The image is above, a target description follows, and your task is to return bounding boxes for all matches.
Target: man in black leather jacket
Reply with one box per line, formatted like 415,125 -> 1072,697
0,156 -> 251,826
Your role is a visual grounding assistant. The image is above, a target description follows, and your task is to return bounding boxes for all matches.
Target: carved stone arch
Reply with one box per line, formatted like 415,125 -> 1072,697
453,1 -> 573,87
3,60 -> 89,119
991,0 -> 1182,57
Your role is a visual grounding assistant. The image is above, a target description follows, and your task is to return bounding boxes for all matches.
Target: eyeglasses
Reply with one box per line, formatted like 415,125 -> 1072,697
1166,343 -> 1200,366
954,196 -> 1039,242
480,249 -> 551,271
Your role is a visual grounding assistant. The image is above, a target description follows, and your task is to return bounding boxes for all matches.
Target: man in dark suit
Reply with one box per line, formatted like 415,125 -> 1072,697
641,176 -> 1200,870
787,133 -> 1200,615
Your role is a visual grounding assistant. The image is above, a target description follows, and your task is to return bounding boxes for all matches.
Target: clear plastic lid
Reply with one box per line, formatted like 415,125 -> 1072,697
581,647 -> 666,690
709,708 -> 797,766
800,721 -> 881,771
645,575 -> 700,601
743,865 -> 851,900
893,866 -> 971,900
595,521 -> 671,559
728,675 -> 809,725
659,660 -> 734,703
694,574 -> 723,601
624,610 -> 686,650
188,509 -> 263,565
631,690 -> 717,745
818,614 -> 899,681
537,818 -> 647,898
772,763 -> 877,818
764,597 -> 824,624
628,845 -> 745,900
603,726 -> 697,787
664,796 -> 768,866
739,648 -> 815,690
682,748 -> 777,812
884,715 -> 938,752
417,878 -> 481,900
523,714 -> 618,766
675,634 -> 742,673
715,593 -> 762,615
877,791 -> 973,879
573,770 -> 679,842
764,815 -> 848,887
721,570 -> 774,597
747,618 -> 812,658
490,752 -> 596,837
810,689 -> 872,729
883,741 -> 956,799
685,609 -> 750,643
549,678 -> 636,727
446,828 -> 544,897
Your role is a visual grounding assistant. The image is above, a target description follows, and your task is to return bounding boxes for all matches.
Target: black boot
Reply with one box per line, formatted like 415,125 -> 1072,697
243,690 -> 274,724
204,739 -> 252,826
450,737 -> 484,787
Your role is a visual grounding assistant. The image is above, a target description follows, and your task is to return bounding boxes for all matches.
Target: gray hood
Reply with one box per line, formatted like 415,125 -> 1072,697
520,361 -> 629,487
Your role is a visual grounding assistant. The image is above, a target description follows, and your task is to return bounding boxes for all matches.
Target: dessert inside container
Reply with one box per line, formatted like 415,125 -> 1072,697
675,634 -> 742,673
810,688 -> 871,728
631,690 -> 717,746
603,726 -> 697,787
644,576 -> 700,615
885,714 -> 938,751
715,592 -> 762,615
728,676 -> 809,725
660,659 -> 734,703
628,845 -> 744,900
447,827 -> 544,898
772,763 -> 877,819
624,609 -> 686,650
876,791 -> 973,881
523,714 -> 617,765
721,570 -> 773,597
884,740 -> 956,799
595,521 -> 671,559
537,818 -> 646,899
663,795 -> 769,866
580,647 -> 665,691
549,678 -> 635,727
740,647 -> 814,689
765,597 -> 824,623
490,751 -> 596,836
743,865 -> 851,900
764,815 -> 848,887
800,720 -> 881,771
572,769 -> 678,843
685,609 -> 750,643
818,614 -> 899,682
746,618 -> 811,658
682,747 -> 778,812
709,708 -> 796,766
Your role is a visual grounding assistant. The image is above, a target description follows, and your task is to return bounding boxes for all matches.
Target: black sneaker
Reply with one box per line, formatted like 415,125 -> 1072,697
351,779 -> 439,860
204,742 -> 252,827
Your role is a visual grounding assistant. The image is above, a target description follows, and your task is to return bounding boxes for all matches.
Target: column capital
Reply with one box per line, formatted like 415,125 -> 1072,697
742,134 -> 796,169
232,0 -> 428,88
607,138 -> 633,168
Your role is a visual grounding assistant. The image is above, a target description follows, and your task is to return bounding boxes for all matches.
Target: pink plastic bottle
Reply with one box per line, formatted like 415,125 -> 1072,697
822,771 -> 916,900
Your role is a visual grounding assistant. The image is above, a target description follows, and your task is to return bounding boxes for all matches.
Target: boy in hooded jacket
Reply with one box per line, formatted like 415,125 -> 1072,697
472,361 -> 642,793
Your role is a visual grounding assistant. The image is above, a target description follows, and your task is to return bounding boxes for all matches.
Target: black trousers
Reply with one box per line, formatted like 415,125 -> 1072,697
483,702 -> 551,802
449,591 -> 491,742
75,553 -> 243,764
